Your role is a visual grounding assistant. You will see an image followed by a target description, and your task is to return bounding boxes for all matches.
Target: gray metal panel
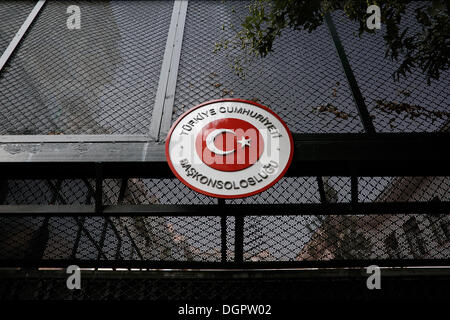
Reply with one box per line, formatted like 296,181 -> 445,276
159,0 -> 188,140
0,1 -> 173,135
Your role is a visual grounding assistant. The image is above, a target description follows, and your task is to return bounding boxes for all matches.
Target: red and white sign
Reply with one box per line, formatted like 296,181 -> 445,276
165,99 -> 294,198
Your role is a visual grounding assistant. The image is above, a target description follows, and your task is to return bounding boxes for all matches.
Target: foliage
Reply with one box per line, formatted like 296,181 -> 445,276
215,0 -> 449,84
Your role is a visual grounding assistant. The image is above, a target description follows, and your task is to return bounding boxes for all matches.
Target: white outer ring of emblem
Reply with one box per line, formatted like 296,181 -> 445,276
166,100 -> 293,198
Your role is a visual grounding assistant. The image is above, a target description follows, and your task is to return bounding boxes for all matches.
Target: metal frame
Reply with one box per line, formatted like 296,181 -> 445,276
0,2 -> 449,271
2,268 -> 450,301
0,201 -> 449,217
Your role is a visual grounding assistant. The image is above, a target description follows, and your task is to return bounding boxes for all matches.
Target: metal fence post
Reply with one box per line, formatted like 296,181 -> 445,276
235,215 -> 244,264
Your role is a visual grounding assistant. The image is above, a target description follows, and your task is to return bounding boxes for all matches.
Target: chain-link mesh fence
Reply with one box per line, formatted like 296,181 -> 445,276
0,0 -> 449,300
172,0 -> 365,134
0,213 -> 448,263
332,7 -> 449,133
4,176 -> 447,206
0,215 -> 224,262
243,214 -> 450,262
0,0 -> 173,135
0,176 -> 448,264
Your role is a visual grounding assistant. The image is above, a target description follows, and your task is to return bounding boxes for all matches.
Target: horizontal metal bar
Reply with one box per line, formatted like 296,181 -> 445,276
1,133 -> 449,178
0,202 -> 448,216
0,259 -> 449,269
158,0 -> 188,140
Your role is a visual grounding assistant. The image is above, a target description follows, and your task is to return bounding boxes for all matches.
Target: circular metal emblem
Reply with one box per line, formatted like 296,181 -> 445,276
166,99 -> 294,198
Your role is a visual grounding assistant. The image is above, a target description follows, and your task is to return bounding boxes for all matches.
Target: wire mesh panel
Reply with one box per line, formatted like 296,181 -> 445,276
1,178 -> 218,205
1,176 -> 356,206
2,179 -> 102,205
359,176 -> 450,202
236,175 -> 449,262
333,8 -> 450,133
244,214 -> 450,262
171,0 -> 364,134
0,1 -> 36,53
0,0 -> 173,135
228,177 -> 321,204
0,0 -> 449,277
0,215 -> 223,262
0,176 -> 448,265
0,177 -> 224,263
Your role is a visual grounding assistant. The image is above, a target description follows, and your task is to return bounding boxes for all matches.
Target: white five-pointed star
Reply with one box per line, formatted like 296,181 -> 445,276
237,136 -> 251,148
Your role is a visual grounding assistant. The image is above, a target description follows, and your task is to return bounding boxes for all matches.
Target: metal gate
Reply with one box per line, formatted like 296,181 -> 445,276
0,1 -> 449,273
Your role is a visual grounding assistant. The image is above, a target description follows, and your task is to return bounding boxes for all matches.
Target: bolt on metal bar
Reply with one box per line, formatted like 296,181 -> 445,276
325,12 -> 376,134
0,0 -> 46,73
